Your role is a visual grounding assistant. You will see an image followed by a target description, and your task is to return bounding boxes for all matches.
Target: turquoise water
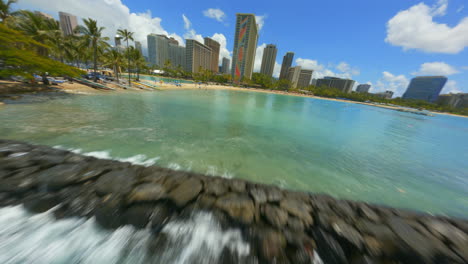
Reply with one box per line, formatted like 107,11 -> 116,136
0,90 -> 467,217
136,75 -> 194,84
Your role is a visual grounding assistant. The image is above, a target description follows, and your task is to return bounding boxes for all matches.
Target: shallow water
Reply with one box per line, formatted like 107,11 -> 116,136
0,90 -> 467,217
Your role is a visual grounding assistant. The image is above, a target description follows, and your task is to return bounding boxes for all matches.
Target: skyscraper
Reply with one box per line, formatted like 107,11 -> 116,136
260,44 -> 277,77
287,66 -> 302,88
297,69 -> 314,88
221,57 -> 230,74
316,77 -> 356,93
115,35 -> 122,47
135,41 -> 143,55
402,76 -> 448,103
279,52 -> 294,80
185,39 -> 212,73
147,34 -> 169,67
204,37 -> 220,72
169,42 -> 185,68
231,14 -> 259,83
58,11 -> 78,36
356,84 -> 371,93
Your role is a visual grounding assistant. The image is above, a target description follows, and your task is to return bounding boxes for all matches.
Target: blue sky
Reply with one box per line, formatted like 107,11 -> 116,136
17,0 -> 468,96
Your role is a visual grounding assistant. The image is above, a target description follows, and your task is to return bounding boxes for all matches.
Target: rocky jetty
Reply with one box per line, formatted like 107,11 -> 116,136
0,139 -> 467,264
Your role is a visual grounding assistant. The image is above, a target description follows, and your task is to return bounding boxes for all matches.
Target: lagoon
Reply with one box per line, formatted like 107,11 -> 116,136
0,89 -> 467,217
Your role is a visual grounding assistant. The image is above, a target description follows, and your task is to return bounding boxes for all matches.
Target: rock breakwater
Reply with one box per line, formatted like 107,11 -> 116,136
0,139 -> 467,264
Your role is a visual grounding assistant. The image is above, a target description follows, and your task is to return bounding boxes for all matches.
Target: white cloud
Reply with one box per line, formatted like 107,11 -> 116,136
295,58 -> 360,80
253,43 -> 281,78
457,5 -> 464,13
385,0 -> 468,54
16,0 -> 183,55
255,15 -> 266,30
412,62 -> 459,76
210,33 -> 232,65
373,71 -> 410,96
182,14 -> 204,43
441,80 -> 462,94
336,62 -> 360,76
203,8 -> 226,22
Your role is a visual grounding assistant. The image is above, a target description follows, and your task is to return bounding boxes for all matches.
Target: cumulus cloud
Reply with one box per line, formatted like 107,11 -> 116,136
203,8 -> 226,22
295,58 -> 360,80
253,44 -> 281,78
182,14 -> 204,43
210,33 -> 232,65
373,71 -> 410,96
336,62 -> 360,76
441,80 -> 462,94
385,0 -> 468,54
412,62 -> 459,76
255,15 -> 266,30
16,0 -> 183,54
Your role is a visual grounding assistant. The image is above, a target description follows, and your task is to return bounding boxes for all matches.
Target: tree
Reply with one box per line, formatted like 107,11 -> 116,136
132,48 -> 146,81
0,0 -> 17,23
76,18 -> 107,81
117,28 -> 134,85
103,48 -> 123,82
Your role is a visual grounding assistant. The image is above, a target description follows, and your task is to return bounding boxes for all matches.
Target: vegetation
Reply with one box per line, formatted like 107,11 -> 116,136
117,28 -> 133,84
0,0 -> 17,23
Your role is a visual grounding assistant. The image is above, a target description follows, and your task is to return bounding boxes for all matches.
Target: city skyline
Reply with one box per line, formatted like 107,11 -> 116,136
16,0 -> 468,96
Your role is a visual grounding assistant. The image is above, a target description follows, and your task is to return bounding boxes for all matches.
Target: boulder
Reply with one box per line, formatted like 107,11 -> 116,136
229,179 -> 246,192
94,196 -> 124,229
94,169 -> 137,196
122,204 -> 153,228
262,204 -> 288,228
215,193 -> 255,224
167,177 -> 202,207
287,216 -> 305,232
312,229 -> 347,264
150,203 -> 173,233
36,163 -> 88,190
331,220 -> 364,250
266,187 -> 283,202
127,183 -> 167,203
24,194 -> 60,213
359,204 -> 380,222
205,178 -> 228,196
250,187 -> 267,204
280,198 -> 313,225
258,229 -> 287,262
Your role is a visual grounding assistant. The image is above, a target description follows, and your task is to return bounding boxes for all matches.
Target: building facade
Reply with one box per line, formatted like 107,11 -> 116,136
135,41 -> 143,55
59,11 -> 78,36
185,39 -> 212,73
221,57 -> 230,74
260,44 -> 277,77
287,66 -> 302,89
356,84 -> 371,93
297,69 -> 314,88
402,76 -> 448,103
147,34 -> 184,68
374,91 -> 394,99
231,14 -> 259,83
204,37 -> 220,73
438,93 -> 468,108
279,52 -> 294,80
169,43 -> 185,68
316,77 -> 356,93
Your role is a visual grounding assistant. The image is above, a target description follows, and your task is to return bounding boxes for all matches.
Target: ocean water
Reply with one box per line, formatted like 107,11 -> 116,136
0,90 -> 467,217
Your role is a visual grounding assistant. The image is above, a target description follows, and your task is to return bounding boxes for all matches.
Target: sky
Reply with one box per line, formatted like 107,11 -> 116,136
15,0 -> 468,96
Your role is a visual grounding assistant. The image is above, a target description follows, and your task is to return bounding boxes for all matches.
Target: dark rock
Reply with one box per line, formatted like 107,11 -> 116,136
205,178 -> 228,196
331,220 -> 364,250
350,255 -> 380,264
333,201 -> 357,220
316,213 -> 339,231
32,154 -> 67,167
1,152 -> 36,170
423,218 -> 468,245
258,229 -> 287,262
249,187 -> 267,204
8,165 -> 41,179
355,220 -> 395,238
219,248 -> 240,264
266,187 -> 283,202
36,163 -> 88,190
147,233 -> 169,258
312,229 -> 347,264
24,194 -> 60,213
0,174 -> 37,193
150,203 -> 172,232
262,204 -> 288,228
94,169 -> 137,196
122,204 -> 153,228
127,183 -> 167,203
363,235 -> 382,257
161,172 -> 188,192
280,198 -> 313,225
167,177 -> 202,207
359,204 -> 380,222
94,196 -> 123,229
0,169 -> 11,179
287,216 -> 305,232
215,193 -> 255,224
197,193 -> 217,209
230,179 -> 246,192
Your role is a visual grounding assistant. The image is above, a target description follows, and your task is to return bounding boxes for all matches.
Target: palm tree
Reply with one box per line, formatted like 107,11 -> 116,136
76,18 -> 107,81
103,48 -> 123,82
0,0 -> 17,23
117,28 -> 134,85
132,48 -> 146,81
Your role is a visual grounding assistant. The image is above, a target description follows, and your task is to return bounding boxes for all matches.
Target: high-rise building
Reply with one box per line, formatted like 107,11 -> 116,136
356,84 -> 371,93
316,77 -> 356,93
59,11 -> 78,36
287,66 -> 302,88
185,39 -> 212,73
260,44 -> 278,77
311,79 -> 317,86
115,35 -> 122,47
135,41 -> 143,55
231,13 -> 259,83
204,37 -> 220,73
169,43 -> 185,68
147,34 -> 170,67
279,52 -> 294,80
221,57 -> 230,74
438,93 -> 468,108
297,69 -> 314,88
35,11 -> 53,20
374,91 -> 394,99
402,76 -> 448,103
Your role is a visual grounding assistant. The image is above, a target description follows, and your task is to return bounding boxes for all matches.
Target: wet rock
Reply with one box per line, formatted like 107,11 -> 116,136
94,169 -> 137,196
8,165 -> 41,179
258,229 -> 287,262
332,220 -> 364,250
280,198 -> 313,225
128,183 -> 167,203
334,201 -> 357,220
197,193 -> 217,209
147,233 -> 169,258
359,204 -> 380,222
250,187 -> 267,204
423,218 -> 468,245
266,187 -> 283,202
122,204 -> 153,228
287,216 -> 305,232
262,204 -> 288,228
167,177 -> 202,207
24,194 -> 60,213
230,179 -> 246,193
150,203 -> 172,232
0,174 -> 37,193
363,236 -> 382,257
94,195 -> 124,229
205,178 -> 228,196
161,172 -> 188,191
312,229 -> 347,264
36,163 -> 88,190
350,255 -> 380,264
215,193 -> 255,224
